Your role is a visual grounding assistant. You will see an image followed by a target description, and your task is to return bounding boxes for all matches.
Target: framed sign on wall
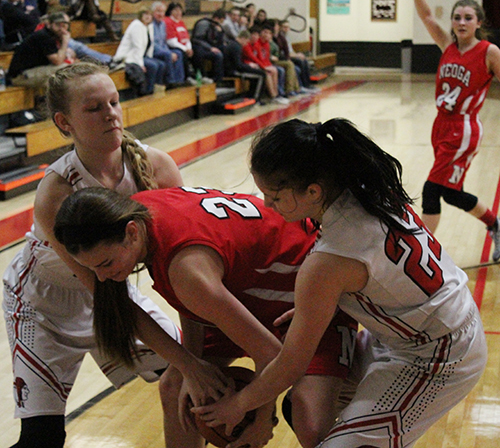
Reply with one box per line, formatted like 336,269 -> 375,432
371,0 -> 397,21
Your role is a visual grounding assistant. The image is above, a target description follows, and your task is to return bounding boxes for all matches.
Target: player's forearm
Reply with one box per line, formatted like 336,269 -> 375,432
414,0 -> 432,21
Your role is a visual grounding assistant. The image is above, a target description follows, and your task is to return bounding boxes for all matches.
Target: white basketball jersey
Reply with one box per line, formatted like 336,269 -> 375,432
314,189 -> 473,348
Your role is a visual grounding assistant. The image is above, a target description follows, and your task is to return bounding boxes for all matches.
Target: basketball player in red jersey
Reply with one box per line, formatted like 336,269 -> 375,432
53,186 -> 359,448
415,0 -> 500,260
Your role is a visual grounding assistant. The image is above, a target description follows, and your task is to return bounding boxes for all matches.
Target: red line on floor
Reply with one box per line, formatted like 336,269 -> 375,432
473,172 -> 500,310
0,207 -> 34,249
0,81 -> 364,251
170,81 -> 364,167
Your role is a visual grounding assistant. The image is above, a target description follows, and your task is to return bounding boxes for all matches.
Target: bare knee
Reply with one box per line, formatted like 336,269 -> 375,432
287,389 -> 324,448
288,375 -> 345,448
159,366 -> 183,411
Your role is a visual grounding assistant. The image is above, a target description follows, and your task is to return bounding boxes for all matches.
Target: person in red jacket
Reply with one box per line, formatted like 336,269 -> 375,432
242,25 -> 288,104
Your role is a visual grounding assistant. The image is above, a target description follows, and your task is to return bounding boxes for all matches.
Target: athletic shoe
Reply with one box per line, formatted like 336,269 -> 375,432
302,86 -> 321,94
201,77 -> 214,84
108,61 -> 125,73
272,96 -> 290,105
489,217 -> 500,262
186,77 -> 197,86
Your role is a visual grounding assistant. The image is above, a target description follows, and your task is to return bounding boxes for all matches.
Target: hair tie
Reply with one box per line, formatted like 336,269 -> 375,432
314,122 -> 335,143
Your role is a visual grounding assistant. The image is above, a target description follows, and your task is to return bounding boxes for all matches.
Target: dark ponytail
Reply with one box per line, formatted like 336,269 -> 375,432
250,118 -> 414,233
318,118 -> 414,233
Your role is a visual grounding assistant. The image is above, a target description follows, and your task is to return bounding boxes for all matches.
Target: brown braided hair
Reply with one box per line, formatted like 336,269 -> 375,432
121,130 -> 158,191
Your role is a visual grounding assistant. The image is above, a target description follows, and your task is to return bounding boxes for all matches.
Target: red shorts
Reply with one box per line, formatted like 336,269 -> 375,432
202,309 -> 358,379
427,113 -> 483,191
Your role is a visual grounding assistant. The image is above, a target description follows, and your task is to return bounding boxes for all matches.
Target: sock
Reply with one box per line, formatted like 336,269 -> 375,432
479,210 -> 497,229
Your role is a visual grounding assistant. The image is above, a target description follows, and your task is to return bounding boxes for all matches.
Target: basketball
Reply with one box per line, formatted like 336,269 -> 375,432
194,366 -> 256,447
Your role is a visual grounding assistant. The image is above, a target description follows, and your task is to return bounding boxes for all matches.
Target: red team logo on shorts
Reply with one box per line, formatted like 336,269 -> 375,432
14,377 -> 30,408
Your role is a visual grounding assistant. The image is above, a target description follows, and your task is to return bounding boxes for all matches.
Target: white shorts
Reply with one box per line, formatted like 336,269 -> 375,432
318,306 -> 487,448
3,243 -> 181,419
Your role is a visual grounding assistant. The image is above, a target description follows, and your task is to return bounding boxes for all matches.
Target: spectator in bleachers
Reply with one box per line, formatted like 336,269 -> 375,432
239,12 -> 248,32
0,0 -> 39,49
34,13 -> 117,68
253,8 -> 267,27
114,8 -> 166,95
242,25 -> 287,105
8,11 -> 70,90
164,2 -> 194,82
268,18 -> 300,97
191,8 -> 226,84
223,29 -> 265,103
244,3 -> 256,28
279,19 -> 318,92
257,23 -> 288,102
222,6 -> 241,41
151,1 -> 184,88
68,0 -> 117,41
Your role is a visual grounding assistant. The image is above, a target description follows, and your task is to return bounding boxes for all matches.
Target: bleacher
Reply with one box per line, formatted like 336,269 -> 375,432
0,1 -> 335,199
291,41 -> 337,82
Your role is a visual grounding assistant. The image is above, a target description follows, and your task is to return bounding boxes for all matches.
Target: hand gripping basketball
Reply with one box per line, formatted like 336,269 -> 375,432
194,366 -> 258,447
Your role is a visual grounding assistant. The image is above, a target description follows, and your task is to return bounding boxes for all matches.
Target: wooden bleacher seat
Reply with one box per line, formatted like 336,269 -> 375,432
101,0 -> 155,17
109,69 -> 131,91
70,20 -> 97,39
0,86 -> 35,116
291,41 -> 312,54
312,53 -> 338,71
123,85 -> 197,126
0,51 -> 14,69
224,77 -> 250,95
1,68 -> 130,159
0,68 -> 127,118
87,41 -> 120,56
199,0 -> 225,13
291,41 -> 337,77
5,84 -> 216,156
7,120 -> 69,157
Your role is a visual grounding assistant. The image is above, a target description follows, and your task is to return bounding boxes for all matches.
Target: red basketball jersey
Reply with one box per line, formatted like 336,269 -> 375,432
435,40 -> 492,116
133,187 -> 358,377
134,187 -> 316,328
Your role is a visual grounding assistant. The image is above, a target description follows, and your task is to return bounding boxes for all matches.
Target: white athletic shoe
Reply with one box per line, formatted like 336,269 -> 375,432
489,217 -> 500,262
272,96 -> 290,105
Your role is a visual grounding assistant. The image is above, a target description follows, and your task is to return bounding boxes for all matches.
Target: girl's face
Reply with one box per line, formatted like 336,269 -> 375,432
141,11 -> 153,25
452,6 -> 481,40
72,222 -> 145,282
253,173 -> 325,223
171,6 -> 182,20
56,73 -> 123,155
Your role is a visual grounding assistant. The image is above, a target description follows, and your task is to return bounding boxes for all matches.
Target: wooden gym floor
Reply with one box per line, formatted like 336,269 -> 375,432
1,68 -> 500,447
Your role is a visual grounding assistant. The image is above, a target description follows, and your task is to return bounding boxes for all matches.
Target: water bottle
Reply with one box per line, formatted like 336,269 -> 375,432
195,69 -> 202,87
0,66 -> 6,91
